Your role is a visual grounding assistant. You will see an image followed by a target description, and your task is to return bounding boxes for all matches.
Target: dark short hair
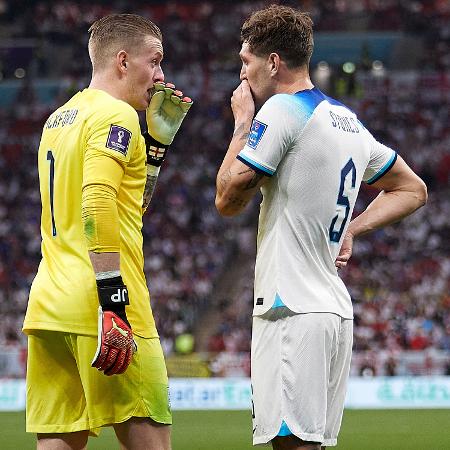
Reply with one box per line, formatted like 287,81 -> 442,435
88,14 -> 162,69
241,4 -> 314,69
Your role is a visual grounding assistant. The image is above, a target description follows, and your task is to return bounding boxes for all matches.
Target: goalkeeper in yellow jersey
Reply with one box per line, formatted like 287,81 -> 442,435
23,13 -> 192,450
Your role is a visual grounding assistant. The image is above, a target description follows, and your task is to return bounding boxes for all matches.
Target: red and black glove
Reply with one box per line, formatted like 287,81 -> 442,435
91,276 -> 137,376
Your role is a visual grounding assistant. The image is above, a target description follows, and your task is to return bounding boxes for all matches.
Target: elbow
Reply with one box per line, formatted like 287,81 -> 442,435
215,194 -> 241,217
416,179 -> 428,208
214,195 -> 227,216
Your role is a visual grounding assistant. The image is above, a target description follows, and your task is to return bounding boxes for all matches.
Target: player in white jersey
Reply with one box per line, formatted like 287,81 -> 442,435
215,5 -> 427,449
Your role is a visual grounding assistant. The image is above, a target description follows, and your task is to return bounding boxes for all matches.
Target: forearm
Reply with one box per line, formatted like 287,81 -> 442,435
142,164 -> 161,212
216,79 -> 259,216
348,188 -> 426,238
216,121 -> 253,215
88,251 -> 120,275
217,121 -> 251,181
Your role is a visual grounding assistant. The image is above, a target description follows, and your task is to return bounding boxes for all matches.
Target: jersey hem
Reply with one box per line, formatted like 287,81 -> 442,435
253,430 -> 325,445
252,308 -> 353,320
86,245 -> 121,253
27,414 -> 171,435
89,411 -> 172,430
27,420 -> 92,434
22,322 -> 158,339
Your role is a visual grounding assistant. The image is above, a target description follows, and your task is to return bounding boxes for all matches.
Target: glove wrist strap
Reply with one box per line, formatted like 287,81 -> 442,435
96,275 -> 129,310
144,132 -> 169,167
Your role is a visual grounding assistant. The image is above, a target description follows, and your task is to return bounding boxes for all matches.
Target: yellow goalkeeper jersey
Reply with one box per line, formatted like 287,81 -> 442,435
23,88 -> 158,338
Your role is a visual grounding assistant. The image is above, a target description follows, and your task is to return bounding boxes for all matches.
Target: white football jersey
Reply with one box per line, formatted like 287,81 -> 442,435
238,88 -> 397,318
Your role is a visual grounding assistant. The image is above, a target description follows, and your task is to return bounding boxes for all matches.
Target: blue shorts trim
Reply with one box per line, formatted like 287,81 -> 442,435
278,420 -> 293,437
271,293 -> 286,309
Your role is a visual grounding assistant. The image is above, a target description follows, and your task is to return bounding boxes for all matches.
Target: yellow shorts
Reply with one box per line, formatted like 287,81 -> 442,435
26,330 -> 172,435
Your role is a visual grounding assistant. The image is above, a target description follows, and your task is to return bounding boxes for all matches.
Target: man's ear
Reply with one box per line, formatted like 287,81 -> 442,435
268,53 -> 280,76
117,50 -> 128,74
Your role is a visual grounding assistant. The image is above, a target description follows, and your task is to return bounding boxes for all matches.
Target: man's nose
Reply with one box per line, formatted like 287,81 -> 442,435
154,66 -> 164,82
240,65 -> 246,81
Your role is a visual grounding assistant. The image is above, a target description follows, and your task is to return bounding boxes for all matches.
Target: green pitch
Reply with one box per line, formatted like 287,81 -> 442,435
2,409 -> 450,449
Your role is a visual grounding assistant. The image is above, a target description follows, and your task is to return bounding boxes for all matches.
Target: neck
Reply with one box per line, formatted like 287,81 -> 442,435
89,71 -> 127,103
274,67 -> 314,95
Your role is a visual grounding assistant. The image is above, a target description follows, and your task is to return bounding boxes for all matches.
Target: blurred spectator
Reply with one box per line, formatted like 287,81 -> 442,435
0,0 -> 448,377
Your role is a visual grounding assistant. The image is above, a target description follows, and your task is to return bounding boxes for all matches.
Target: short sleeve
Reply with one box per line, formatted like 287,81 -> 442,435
362,131 -> 397,184
237,94 -> 302,177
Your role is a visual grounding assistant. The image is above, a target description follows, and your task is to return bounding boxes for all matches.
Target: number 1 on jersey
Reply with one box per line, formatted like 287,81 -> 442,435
329,158 -> 356,243
46,150 -> 57,237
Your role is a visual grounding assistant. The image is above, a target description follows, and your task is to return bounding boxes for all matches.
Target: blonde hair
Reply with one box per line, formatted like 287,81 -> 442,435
88,14 -> 162,70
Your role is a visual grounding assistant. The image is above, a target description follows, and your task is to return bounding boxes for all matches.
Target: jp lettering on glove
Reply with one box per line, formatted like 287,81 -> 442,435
91,275 -> 137,376
144,81 -> 193,167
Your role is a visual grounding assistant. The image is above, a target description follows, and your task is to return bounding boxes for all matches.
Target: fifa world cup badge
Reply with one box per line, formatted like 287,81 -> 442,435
247,120 -> 267,149
106,125 -> 132,155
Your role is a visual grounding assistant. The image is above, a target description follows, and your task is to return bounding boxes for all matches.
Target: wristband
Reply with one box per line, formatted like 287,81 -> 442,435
96,270 -> 121,280
144,132 -> 169,167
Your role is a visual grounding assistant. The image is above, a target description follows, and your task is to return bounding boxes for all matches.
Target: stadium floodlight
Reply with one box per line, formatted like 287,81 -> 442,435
342,62 -> 356,74
371,60 -> 385,77
14,68 -> 25,78
313,61 -> 331,90
372,60 -> 383,70
317,61 -> 330,71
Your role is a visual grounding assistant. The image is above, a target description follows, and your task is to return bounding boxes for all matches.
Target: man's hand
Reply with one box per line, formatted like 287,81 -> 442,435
231,80 -> 255,128
92,308 -> 137,375
146,81 -> 193,146
92,274 -> 137,375
335,230 -> 354,269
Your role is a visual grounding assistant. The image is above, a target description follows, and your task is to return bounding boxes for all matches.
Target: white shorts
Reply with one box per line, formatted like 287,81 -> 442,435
251,310 -> 353,447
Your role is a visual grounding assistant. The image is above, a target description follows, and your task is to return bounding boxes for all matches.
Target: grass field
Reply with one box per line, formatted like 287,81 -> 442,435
1,409 -> 450,449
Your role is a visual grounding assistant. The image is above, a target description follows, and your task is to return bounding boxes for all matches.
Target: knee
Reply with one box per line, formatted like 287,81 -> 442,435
272,435 -> 321,450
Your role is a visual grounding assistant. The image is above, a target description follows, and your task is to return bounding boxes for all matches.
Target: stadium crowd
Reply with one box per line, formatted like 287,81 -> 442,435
0,0 -> 448,376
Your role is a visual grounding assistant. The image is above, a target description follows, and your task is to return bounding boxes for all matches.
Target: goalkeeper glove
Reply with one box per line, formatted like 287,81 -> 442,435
91,275 -> 137,376
145,81 -> 193,166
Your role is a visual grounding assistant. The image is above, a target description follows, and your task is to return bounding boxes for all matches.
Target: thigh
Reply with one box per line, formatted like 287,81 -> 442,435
251,314 -> 283,443
251,313 -> 342,445
37,431 -> 89,450
281,313 -> 341,442
26,331 -> 89,434
324,318 -> 353,447
76,334 -> 172,431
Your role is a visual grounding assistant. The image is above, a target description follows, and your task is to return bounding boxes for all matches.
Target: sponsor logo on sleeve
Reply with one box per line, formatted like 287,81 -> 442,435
106,125 -> 132,155
247,120 -> 267,149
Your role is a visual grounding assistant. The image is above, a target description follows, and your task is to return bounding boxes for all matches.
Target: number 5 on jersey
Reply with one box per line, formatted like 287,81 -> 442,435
329,158 -> 356,243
